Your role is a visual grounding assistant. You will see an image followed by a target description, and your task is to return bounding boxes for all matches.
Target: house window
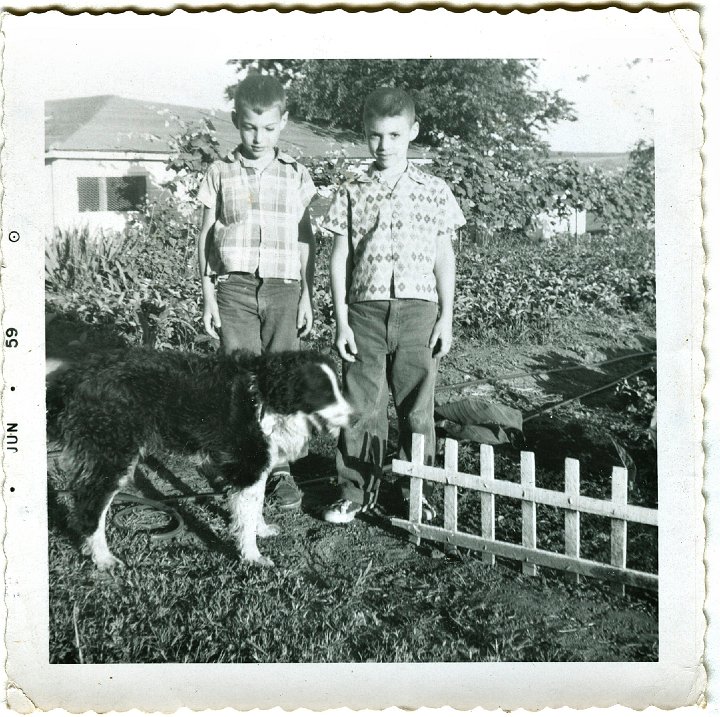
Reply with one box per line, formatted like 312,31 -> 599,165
77,176 -> 147,212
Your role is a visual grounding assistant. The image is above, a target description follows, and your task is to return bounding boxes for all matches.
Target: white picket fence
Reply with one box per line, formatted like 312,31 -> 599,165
390,433 -> 658,591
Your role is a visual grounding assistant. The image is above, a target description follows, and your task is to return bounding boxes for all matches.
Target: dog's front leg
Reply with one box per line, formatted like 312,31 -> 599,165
257,504 -> 280,539
82,488 -> 125,571
228,472 -> 274,567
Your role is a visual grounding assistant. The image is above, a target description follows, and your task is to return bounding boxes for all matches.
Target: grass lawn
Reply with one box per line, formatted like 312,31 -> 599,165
47,309 -> 658,664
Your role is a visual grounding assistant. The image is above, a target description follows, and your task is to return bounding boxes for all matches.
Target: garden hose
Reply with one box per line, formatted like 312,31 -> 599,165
438,350 -> 656,393
522,362 -> 655,422
113,493 -> 186,542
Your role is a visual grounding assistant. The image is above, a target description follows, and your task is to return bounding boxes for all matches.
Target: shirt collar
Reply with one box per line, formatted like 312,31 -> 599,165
225,146 -> 298,166
406,162 -> 428,184
358,161 -> 427,185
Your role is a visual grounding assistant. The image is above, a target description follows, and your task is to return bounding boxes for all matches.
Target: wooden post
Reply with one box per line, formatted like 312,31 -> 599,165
611,466 -> 628,595
408,433 -> 425,546
443,439 -> 459,533
564,458 -> 581,584
521,451 -> 538,577
480,444 -> 496,566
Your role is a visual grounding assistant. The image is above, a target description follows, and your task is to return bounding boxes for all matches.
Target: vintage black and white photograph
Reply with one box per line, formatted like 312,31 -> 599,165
1,7 -> 706,711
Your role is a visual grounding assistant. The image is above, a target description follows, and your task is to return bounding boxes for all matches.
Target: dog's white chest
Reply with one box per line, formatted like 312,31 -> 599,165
260,410 -> 312,463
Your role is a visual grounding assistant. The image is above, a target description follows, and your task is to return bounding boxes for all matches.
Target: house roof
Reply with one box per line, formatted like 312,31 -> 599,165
45,95 -> 428,160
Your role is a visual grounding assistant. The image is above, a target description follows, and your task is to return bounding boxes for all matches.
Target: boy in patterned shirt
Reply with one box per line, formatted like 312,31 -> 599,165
321,87 -> 465,524
197,74 -> 316,510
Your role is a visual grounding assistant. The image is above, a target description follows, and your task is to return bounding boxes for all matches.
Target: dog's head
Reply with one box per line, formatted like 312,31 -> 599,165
253,351 -> 352,437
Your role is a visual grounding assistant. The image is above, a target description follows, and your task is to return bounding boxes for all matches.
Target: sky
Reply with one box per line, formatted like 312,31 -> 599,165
533,58 -> 654,153
38,14 -> 654,154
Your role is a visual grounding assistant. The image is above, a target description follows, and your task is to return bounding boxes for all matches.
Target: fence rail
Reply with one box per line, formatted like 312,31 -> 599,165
390,433 -> 658,591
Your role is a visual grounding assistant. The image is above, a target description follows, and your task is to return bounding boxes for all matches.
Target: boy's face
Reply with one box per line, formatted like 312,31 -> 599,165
232,105 -> 288,160
364,114 -> 419,172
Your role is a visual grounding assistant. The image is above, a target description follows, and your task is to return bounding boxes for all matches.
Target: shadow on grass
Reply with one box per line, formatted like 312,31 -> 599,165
131,457 -> 237,560
46,309 -> 130,363
47,480 -> 83,552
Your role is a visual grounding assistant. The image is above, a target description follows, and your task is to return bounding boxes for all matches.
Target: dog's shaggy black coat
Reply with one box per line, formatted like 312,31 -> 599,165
48,347 -> 350,568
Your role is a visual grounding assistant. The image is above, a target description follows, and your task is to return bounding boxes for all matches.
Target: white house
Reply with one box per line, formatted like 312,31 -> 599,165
46,96 -> 624,239
45,95 -> 428,235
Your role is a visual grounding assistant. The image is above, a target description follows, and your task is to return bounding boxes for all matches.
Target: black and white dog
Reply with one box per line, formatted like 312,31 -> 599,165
47,348 -> 351,569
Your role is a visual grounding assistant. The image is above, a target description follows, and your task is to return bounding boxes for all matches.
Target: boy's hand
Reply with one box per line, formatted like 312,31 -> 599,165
429,315 -> 453,359
335,324 -> 358,363
202,294 -> 221,340
297,291 -> 314,338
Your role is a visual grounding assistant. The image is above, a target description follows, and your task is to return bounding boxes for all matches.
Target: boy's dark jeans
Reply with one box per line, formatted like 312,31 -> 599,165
216,272 -> 300,355
216,272 -> 301,477
336,299 -> 439,506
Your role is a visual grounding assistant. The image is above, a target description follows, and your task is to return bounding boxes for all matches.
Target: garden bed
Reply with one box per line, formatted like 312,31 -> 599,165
46,227 -> 657,663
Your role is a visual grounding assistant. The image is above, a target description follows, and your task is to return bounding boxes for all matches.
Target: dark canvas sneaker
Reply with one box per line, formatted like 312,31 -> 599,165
266,472 -> 303,511
322,499 -> 365,524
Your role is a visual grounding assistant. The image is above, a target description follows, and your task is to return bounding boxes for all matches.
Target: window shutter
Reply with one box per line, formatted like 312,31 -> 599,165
78,177 -> 101,212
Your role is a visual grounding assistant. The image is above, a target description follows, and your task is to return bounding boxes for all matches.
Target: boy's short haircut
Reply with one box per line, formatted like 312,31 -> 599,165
234,74 -> 287,115
363,87 -> 416,125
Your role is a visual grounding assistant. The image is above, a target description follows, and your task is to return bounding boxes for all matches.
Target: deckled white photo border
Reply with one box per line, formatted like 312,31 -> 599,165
0,8 -> 707,711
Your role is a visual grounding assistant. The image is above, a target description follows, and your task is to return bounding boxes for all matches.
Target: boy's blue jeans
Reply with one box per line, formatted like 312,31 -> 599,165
216,272 -> 301,475
336,299 -> 439,505
216,272 -> 300,355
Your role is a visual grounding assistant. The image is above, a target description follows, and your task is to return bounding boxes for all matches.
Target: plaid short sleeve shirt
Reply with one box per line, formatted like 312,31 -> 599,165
320,163 -> 466,303
197,148 -> 316,279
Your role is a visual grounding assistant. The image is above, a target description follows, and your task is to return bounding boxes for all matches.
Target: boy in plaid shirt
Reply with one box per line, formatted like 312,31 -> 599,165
320,88 -> 465,523
197,74 -> 316,510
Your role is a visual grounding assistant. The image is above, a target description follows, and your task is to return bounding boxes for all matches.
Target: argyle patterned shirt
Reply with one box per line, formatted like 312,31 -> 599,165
321,163 -> 466,303
198,148 -> 316,279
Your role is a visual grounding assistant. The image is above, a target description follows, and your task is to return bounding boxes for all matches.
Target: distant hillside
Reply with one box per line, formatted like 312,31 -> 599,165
549,151 -> 630,171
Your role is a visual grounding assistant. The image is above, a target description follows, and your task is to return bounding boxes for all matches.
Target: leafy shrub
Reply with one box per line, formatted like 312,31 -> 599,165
615,368 -> 657,423
587,141 -> 655,237
46,226 -> 210,352
45,225 -> 135,292
46,114 -> 655,353
453,231 -> 655,341
431,138 -> 654,243
46,224 -> 655,352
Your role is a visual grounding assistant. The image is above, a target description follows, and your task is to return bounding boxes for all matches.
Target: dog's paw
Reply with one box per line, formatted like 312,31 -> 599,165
257,522 -> 280,538
94,553 -> 125,572
254,555 -> 275,568
242,552 -> 275,568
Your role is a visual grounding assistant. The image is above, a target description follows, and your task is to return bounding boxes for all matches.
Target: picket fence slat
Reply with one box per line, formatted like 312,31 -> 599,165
390,519 -> 658,591
611,466 -> 629,595
443,440 -> 459,533
480,443 -> 496,566
391,458 -> 657,526
564,458 -> 581,585
391,434 -> 658,591
407,434 -> 425,546
521,452 -> 538,577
